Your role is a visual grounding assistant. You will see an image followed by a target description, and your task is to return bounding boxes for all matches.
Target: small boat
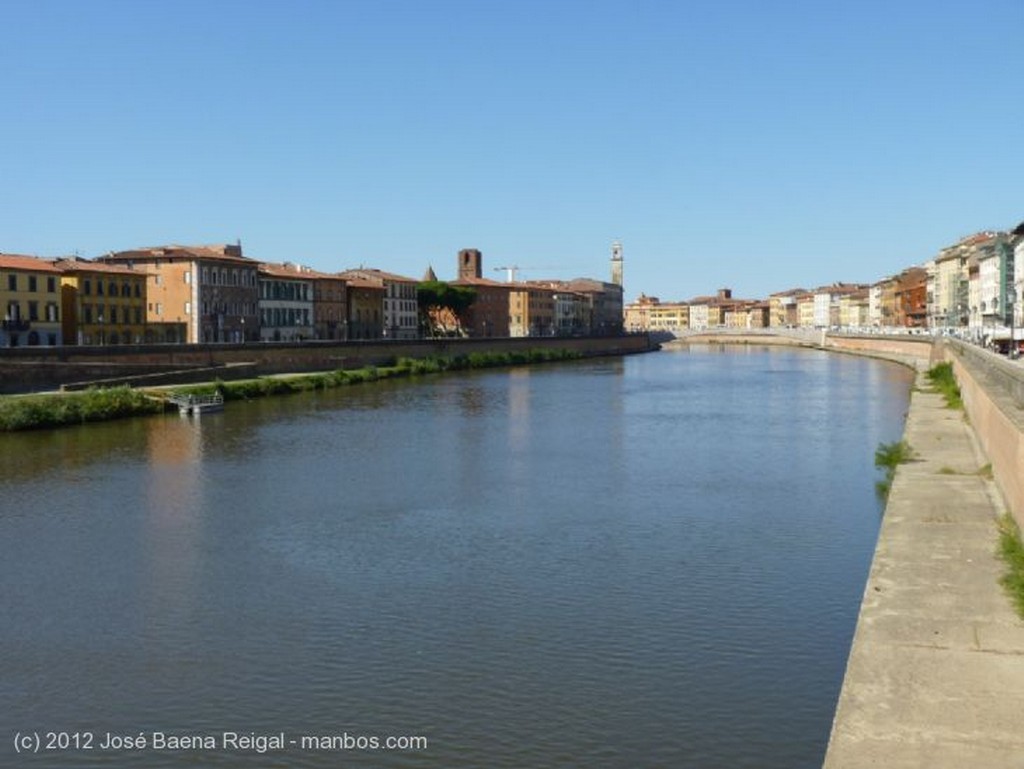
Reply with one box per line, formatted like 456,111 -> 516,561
169,392 -> 225,416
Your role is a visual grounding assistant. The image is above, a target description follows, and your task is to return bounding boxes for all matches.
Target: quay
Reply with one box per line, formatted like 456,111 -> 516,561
822,342 -> 1024,767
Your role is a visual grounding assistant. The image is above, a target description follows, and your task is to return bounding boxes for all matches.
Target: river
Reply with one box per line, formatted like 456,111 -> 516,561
0,345 -> 914,768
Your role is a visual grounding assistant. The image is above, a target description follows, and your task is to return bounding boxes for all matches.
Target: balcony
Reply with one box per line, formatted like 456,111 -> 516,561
2,319 -> 30,332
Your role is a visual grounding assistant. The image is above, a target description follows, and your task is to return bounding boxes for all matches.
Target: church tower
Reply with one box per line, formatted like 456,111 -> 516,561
611,240 -> 623,287
458,248 -> 482,280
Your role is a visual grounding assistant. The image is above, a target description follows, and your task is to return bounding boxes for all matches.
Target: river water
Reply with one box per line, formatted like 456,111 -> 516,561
1,345 -> 913,768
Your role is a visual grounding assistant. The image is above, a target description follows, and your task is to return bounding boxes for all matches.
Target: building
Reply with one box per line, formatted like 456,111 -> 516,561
451,249 -> 512,337
340,273 -> 385,340
0,254 -> 63,347
510,283 -> 556,337
54,258 -> 148,345
838,289 -> 870,328
563,278 -> 623,335
312,271 -> 348,341
769,289 -> 804,328
930,233 -> 991,328
894,267 -> 927,328
258,262 -> 315,342
102,244 -> 259,343
976,234 -> 1015,333
339,268 -> 419,340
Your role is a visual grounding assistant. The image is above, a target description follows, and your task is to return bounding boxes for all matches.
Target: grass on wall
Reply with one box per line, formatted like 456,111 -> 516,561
875,440 -> 916,501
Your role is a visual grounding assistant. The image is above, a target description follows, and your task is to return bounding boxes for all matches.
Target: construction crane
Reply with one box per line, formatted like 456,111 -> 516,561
493,266 -> 521,282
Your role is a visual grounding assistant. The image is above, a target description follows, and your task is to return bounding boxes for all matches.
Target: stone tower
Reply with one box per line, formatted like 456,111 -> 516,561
458,248 -> 482,280
611,240 -> 623,287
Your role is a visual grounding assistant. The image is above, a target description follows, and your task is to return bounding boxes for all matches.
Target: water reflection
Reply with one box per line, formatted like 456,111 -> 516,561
0,350 -> 913,769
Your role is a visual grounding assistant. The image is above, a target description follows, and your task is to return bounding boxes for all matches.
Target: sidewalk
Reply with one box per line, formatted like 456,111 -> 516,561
823,370 -> 1024,768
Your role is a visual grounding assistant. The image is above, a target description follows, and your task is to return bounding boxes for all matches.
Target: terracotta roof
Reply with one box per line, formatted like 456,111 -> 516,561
451,276 -> 512,288
0,254 -> 63,273
258,261 -> 318,280
342,276 -> 385,291
340,267 -> 418,284
53,257 -> 145,276
104,244 -> 255,265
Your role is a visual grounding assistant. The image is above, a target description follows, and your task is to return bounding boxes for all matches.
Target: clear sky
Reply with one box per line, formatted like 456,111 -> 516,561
2,0 -> 1022,301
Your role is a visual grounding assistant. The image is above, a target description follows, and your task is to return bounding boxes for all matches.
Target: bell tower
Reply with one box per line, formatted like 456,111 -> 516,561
611,240 -> 623,287
458,248 -> 482,280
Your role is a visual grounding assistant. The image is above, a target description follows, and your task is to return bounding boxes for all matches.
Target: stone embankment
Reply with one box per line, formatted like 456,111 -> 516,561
671,329 -> 1024,766
0,334 -> 655,394
823,354 -> 1024,768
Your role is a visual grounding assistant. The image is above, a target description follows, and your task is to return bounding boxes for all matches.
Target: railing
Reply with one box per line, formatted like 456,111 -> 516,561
2,319 -> 30,332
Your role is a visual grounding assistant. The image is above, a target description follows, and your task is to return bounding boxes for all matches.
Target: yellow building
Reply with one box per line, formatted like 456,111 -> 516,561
0,254 -> 63,347
55,258 -> 149,345
509,284 -> 556,337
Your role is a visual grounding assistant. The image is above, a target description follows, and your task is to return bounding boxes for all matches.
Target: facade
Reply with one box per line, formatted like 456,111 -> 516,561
552,289 -> 591,335
623,294 -> 656,332
838,289 -> 870,328
312,272 -> 348,340
769,289 -> 804,328
342,275 -> 385,340
55,258 -> 148,345
102,244 -> 259,343
340,268 -> 419,340
976,235 -> 1015,333
930,234 -> 990,328
796,293 -> 816,328
0,254 -> 63,347
258,263 -> 315,342
564,278 -> 623,335
509,284 -> 556,337
648,301 -> 689,332
894,267 -> 927,328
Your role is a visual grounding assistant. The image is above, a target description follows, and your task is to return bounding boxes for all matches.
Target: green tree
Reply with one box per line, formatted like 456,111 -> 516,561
417,281 -> 477,336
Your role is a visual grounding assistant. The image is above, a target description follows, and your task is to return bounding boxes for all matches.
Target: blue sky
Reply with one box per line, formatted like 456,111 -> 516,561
2,0 -> 1022,300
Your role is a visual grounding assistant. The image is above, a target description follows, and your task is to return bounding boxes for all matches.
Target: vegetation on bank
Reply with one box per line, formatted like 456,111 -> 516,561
997,513 -> 1024,619
0,348 -> 583,432
874,440 -> 916,500
925,362 -> 963,410
0,386 -> 164,432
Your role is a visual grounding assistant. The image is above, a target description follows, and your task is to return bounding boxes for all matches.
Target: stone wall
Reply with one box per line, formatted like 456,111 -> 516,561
0,334 -> 655,393
944,340 -> 1024,529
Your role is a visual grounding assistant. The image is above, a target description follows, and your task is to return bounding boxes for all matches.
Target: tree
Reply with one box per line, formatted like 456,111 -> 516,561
417,281 -> 477,337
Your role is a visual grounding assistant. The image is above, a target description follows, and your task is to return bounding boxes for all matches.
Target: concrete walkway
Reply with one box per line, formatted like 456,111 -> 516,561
823,369 -> 1024,768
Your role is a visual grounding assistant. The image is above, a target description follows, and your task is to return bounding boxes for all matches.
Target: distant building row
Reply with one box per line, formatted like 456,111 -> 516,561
625,225 -> 1023,342
0,243 -> 623,347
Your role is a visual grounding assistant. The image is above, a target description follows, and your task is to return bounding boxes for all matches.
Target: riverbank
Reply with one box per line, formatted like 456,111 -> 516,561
822,366 -> 1024,768
0,347 -> 590,432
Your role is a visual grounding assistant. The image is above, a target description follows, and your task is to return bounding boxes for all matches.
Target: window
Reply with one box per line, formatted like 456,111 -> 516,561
84,279 -> 91,295
122,283 -> 130,297
134,283 -> 141,298
47,277 -> 56,293
46,303 -> 58,322
108,282 -> 117,296
97,281 -> 104,296
7,275 -> 16,291
154,274 -> 162,286
184,301 -> 191,315
110,307 -> 118,324
28,301 -> 38,320
84,305 -> 93,323
184,271 -> 192,285
28,276 -> 37,292
155,303 -> 163,316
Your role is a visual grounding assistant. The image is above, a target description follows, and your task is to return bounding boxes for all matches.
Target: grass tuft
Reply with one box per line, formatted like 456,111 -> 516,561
925,362 -> 963,410
997,514 -> 1024,618
874,440 -> 916,501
